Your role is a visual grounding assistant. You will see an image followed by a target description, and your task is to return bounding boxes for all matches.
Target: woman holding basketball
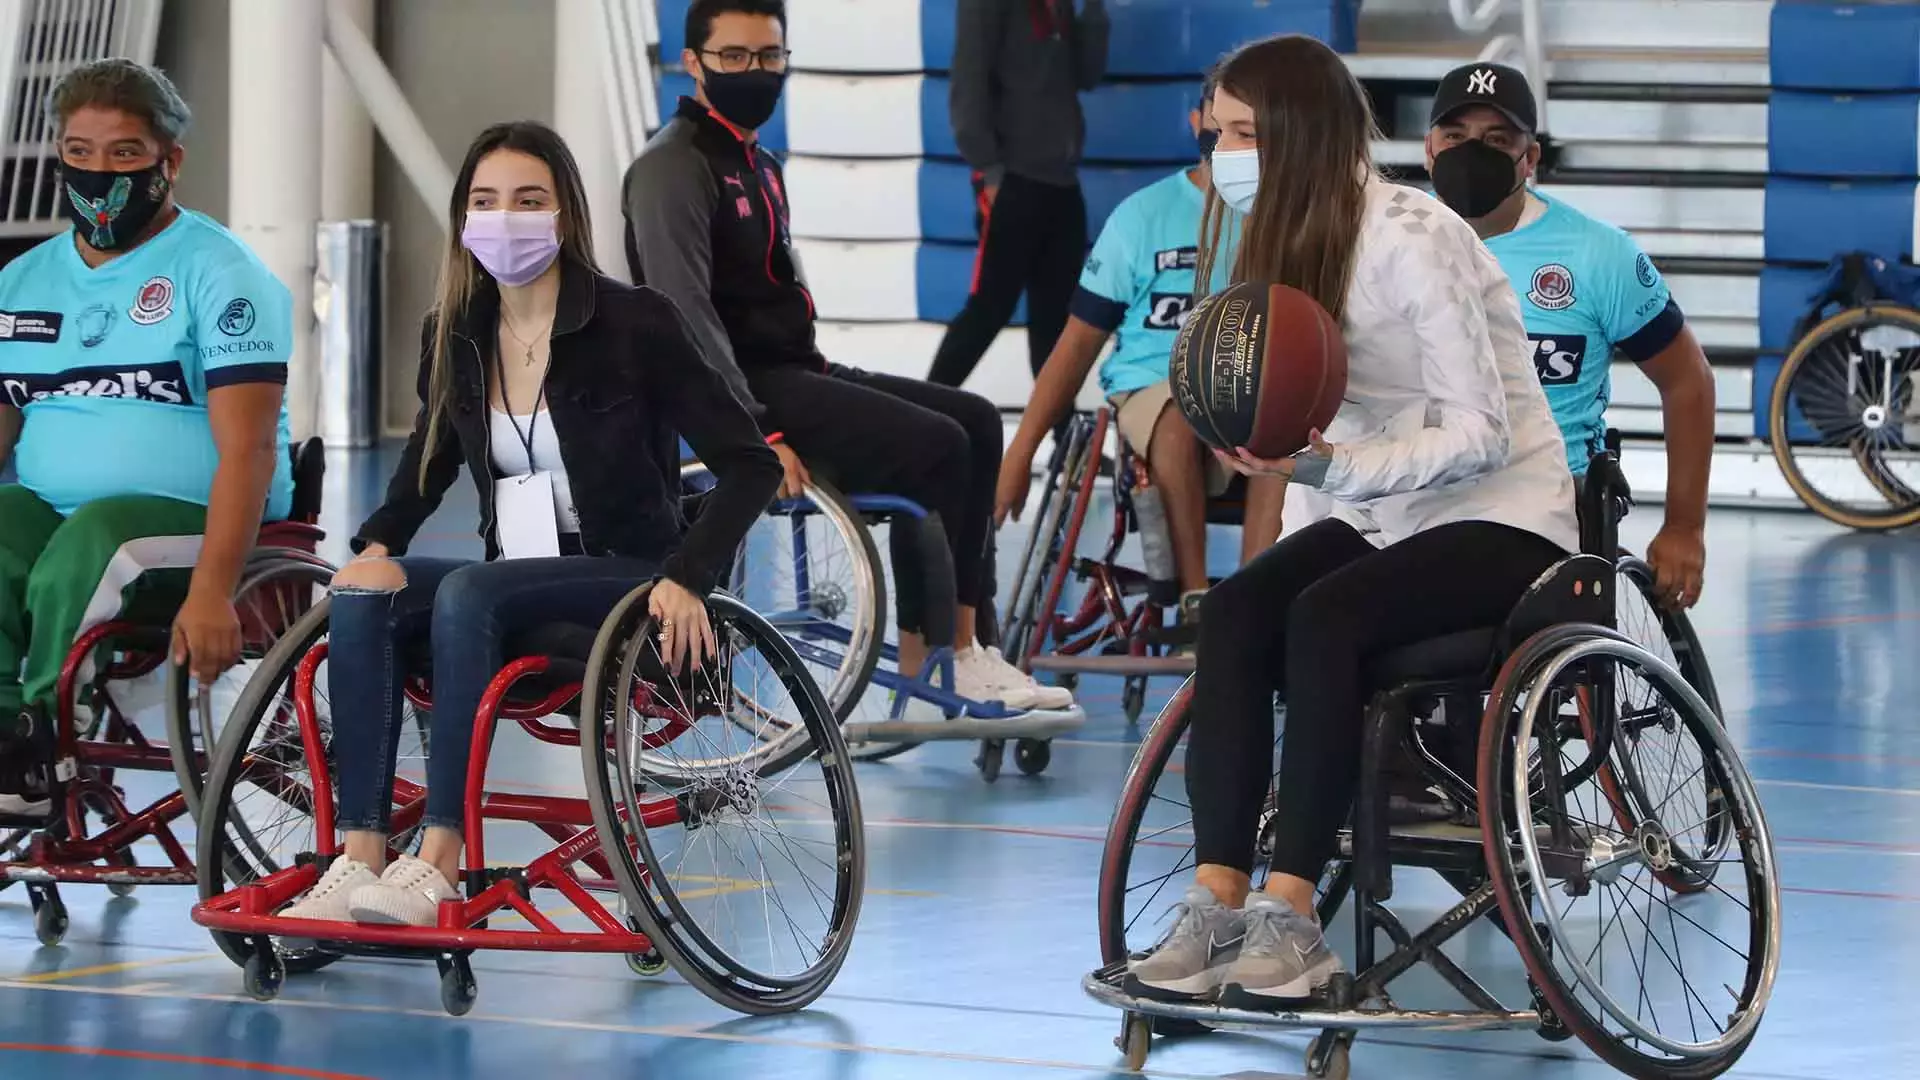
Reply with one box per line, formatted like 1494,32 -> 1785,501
1124,34 -> 1577,1008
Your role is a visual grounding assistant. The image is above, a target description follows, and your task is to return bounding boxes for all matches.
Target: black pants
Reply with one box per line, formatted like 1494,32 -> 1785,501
747,362 -> 1002,634
926,173 -> 1088,389
1186,518 -> 1566,879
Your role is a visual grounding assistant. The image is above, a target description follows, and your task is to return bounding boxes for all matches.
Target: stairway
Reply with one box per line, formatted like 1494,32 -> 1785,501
0,0 -> 163,263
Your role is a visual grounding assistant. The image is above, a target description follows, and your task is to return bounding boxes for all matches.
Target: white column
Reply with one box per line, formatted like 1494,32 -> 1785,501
229,0 -> 324,441
321,0 -> 375,221
555,0 -> 630,281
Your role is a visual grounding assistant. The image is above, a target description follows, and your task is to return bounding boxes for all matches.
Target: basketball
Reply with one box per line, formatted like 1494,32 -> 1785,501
1169,281 -> 1349,459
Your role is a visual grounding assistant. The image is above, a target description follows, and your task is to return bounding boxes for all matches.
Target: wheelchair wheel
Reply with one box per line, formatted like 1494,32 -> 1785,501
167,548 -> 336,816
195,597 -> 430,974
1001,411 -> 1104,665
680,463 -> 888,771
580,584 -> 865,1014
1603,557 -> 1730,894
1478,624 -> 1780,1078
1767,304 -> 1920,531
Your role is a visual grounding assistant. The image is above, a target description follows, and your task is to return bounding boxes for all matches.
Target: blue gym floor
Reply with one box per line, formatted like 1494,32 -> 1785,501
3,444 -> 1917,1079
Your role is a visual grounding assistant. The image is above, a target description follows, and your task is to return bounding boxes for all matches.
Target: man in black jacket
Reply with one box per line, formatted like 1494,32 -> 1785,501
622,0 -> 1074,713
926,0 -> 1110,391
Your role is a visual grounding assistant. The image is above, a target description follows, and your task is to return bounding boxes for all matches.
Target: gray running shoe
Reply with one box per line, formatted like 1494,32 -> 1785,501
1222,894 -> 1343,1003
1124,884 -> 1247,1000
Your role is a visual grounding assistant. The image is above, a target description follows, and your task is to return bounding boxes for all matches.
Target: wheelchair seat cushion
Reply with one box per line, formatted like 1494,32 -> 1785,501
1363,627 -> 1498,688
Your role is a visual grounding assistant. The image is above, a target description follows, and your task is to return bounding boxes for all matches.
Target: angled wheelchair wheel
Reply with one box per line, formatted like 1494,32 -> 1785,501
580,585 -> 865,1015
680,463 -> 888,771
195,597 -> 430,974
1001,411 -> 1105,666
1478,624 -> 1780,1078
1602,557 -> 1729,894
167,548 -> 336,816
1767,304 -> 1920,531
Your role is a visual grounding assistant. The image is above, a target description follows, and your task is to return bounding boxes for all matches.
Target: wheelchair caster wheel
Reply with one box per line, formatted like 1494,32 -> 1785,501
1122,679 -> 1146,725
28,885 -> 67,947
1119,1013 -> 1151,1071
1530,979 -> 1572,1042
1059,673 -> 1079,694
437,953 -> 477,1016
976,739 -> 1004,782
1305,1031 -> 1352,1080
627,948 -> 668,977
107,882 -> 136,898
1014,738 -> 1051,776
242,948 -> 285,1002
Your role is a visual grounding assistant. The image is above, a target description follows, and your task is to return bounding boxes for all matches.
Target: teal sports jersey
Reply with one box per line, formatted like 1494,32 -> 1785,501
1070,169 -> 1217,397
0,210 -> 294,518
1482,190 -> 1684,475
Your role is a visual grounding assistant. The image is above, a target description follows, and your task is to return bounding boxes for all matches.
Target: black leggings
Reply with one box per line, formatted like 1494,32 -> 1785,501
1186,518 -> 1566,879
747,362 -> 1002,634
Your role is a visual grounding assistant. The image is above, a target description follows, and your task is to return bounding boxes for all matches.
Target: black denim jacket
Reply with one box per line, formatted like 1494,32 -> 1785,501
354,258 -> 780,595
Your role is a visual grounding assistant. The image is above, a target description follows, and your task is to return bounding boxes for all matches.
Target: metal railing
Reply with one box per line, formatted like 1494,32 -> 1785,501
597,0 -> 660,169
1450,0 -> 1549,133
0,0 -> 161,237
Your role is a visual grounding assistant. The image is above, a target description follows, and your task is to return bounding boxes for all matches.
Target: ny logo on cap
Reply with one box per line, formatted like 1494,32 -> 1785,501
1468,68 -> 1498,95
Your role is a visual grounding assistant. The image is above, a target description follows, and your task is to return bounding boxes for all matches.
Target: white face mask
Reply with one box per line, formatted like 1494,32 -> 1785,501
1210,147 -> 1260,213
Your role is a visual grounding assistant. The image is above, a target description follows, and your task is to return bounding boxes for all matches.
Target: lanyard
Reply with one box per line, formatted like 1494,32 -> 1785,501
494,346 -> 550,477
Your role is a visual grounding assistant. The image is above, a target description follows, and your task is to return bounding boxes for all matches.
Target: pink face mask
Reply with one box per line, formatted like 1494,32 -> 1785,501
461,209 -> 560,286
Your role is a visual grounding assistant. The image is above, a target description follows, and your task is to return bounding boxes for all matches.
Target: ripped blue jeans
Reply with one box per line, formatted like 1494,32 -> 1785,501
328,554 -> 660,834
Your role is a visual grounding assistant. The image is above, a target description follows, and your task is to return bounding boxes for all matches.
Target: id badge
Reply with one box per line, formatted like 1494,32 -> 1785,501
494,472 -> 562,560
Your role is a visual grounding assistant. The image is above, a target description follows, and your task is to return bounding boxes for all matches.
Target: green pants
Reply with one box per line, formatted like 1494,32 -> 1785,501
0,486 -> 207,727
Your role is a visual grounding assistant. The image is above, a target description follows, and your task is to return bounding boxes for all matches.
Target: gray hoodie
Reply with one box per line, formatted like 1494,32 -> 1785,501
951,0 -> 1110,189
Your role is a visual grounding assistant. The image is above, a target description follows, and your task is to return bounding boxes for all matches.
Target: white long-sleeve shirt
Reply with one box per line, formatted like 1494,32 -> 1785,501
1289,176 -> 1580,555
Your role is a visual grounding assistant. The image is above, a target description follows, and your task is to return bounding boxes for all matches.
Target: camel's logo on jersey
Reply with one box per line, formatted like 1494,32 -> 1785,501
1,361 -> 189,408
68,175 -> 131,249
1527,263 -> 1576,311
1529,334 -> 1587,386
1144,292 -> 1194,330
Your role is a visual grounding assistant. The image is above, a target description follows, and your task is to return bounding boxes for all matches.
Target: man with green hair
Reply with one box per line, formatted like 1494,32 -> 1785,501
0,58 -> 293,819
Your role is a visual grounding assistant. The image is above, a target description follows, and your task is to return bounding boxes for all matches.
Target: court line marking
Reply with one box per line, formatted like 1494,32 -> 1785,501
0,1041 -> 374,1079
14,952 -> 219,983
0,979 -> 1225,1079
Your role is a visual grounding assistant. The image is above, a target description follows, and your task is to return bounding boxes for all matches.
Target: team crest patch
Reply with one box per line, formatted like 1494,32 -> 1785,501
129,275 -> 175,325
217,298 -> 256,337
1636,252 -> 1657,288
77,303 -> 115,348
1527,263 -> 1576,311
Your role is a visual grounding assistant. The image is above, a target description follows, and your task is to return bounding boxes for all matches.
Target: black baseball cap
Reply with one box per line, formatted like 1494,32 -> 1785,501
1429,62 -> 1537,135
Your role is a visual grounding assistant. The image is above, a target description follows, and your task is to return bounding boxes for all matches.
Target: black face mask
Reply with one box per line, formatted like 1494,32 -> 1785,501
1197,128 -> 1219,160
62,162 -> 172,251
1430,139 -> 1523,219
700,65 -> 786,132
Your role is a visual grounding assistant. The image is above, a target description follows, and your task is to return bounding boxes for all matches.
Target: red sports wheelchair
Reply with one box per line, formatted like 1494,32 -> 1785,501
1,438 -> 334,946
189,578 -> 865,1017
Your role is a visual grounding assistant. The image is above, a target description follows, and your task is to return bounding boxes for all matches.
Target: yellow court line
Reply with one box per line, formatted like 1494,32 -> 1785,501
15,952 -> 219,984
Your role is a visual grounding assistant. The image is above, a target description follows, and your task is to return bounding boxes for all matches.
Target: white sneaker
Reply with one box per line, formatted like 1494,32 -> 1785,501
0,793 -> 50,820
955,646 -> 1075,711
279,856 -> 379,922
347,854 -> 458,927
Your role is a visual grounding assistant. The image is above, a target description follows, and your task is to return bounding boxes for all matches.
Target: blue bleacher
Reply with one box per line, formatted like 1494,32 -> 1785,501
1758,0 -> 1920,438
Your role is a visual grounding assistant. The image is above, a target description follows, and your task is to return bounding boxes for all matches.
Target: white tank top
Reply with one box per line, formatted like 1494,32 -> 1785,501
488,408 -> 581,533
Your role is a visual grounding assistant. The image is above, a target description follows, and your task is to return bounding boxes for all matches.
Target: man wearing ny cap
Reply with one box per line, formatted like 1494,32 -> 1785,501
1425,62 -> 1715,612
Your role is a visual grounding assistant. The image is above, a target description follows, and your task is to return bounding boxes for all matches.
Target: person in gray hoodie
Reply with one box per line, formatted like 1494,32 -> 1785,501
926,0 -> 1109,393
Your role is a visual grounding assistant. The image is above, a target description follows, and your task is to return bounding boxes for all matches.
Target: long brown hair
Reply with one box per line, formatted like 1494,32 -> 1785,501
418,121 -> 600,491
1194,35 -> 1379,321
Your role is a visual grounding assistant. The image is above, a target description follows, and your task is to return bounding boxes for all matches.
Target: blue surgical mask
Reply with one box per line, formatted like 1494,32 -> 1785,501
1210,147 -> 1259,213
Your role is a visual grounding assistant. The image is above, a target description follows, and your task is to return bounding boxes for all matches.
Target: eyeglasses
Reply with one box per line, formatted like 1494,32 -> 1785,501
699,46 -> 790,73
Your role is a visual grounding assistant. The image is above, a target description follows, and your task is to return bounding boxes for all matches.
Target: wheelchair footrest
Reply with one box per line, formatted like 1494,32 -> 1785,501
843,707 -> 1085,746
1026,654 -> 1193,677
1082,965 -> 1539,1034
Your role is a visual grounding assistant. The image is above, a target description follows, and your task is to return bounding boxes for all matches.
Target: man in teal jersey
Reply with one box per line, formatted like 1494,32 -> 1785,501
1425,62 -> 1714,610
0,59 -> 292,817
998,81 -> 1286,632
